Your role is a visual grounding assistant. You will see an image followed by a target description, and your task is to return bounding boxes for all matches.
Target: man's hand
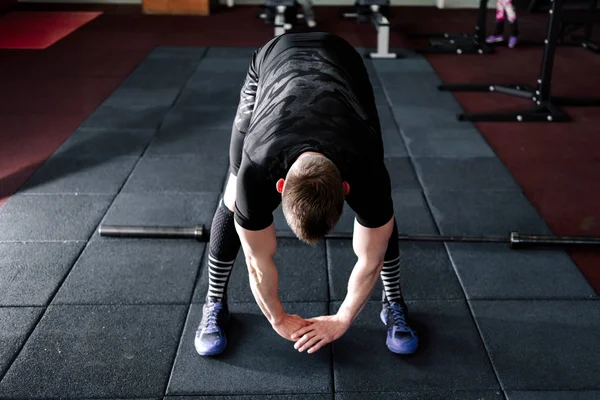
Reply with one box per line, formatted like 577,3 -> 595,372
272,313 -> 313,341
291,315 -> 351,354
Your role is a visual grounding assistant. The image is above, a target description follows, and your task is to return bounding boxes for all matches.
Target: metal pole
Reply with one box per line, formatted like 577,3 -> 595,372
97,224 -> 600,249
274,230 -> 507,243
474,0 -> 487,42
98,225 -> 205,240
509,232 -> 600,248
537,0 -> 563,103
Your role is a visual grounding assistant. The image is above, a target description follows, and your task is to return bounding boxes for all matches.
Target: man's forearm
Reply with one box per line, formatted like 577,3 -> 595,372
246,256 -> 285,325
337,259 -> 383,325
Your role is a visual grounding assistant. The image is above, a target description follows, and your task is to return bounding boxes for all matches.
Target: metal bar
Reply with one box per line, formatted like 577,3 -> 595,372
492,86 -> 535,99
97,224 -> 600,250
275,230 -> 506,243
581,40 -> 599,53
457,103 -> 570,122
537,0 -> 563,103
569,37 -> 600,53
473,0 -> 487,41
439,83 -> 534,94
509,232 -> 600,248
438,83 -> 494,92
99,225 -> 205,240
439,83 -> 496,92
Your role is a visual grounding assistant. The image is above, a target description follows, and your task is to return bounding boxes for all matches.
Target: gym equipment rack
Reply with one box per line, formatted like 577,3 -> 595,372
438,0 -> 600,122
343,0 -> 397,59
407,0 -> 493,55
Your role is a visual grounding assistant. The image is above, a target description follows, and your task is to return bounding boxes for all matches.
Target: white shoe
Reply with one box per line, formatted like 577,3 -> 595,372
307,20 -> 317,28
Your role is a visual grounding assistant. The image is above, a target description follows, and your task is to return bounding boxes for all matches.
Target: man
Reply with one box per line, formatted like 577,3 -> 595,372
194,32 -> 418,356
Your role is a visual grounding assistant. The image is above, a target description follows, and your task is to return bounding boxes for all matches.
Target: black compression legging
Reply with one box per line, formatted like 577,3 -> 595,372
381,220 -> 405,305
205,197 -> 241,301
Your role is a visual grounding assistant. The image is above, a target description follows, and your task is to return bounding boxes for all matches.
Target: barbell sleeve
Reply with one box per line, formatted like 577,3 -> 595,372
98,224 -> 205,240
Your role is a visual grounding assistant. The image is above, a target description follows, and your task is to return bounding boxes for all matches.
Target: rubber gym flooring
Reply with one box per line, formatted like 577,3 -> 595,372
1,4 -> 600,400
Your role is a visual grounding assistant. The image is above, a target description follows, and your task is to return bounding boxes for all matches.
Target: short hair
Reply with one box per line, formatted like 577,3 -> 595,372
282,155 -> 345,245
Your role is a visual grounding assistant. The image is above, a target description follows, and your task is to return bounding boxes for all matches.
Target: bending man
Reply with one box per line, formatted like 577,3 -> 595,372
195,32 -> 418,356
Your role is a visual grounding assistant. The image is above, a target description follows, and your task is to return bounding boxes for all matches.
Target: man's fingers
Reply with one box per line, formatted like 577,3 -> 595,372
294,331 -> 318,350
298,334 -> 323,353
307,338 -> 327,354
291,324 -> 316,340
294,332 -> 314,350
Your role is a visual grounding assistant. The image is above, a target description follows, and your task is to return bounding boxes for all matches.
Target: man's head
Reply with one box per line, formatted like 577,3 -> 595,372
276,153 -> 350,245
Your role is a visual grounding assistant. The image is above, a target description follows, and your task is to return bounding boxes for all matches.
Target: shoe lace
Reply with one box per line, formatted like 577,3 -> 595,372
204,301 -> 223,329
389,302 -> 407,327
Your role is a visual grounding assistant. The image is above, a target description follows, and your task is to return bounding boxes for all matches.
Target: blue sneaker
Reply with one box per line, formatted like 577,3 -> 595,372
195,297 -> 229,356
380,301 -> 418,354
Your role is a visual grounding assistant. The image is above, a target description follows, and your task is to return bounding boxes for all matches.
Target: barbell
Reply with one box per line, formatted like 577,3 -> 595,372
97,224 -> 600,249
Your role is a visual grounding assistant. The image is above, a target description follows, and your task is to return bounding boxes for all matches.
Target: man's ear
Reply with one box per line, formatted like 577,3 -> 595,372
343,181 -> 350,196
276,178 -> 285,194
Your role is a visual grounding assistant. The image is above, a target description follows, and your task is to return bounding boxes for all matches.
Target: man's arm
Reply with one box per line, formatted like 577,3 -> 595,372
234,222 -> 282,323
338,162 -> 394,324
337,215 -> 394,323
235,221 -> 312,340
292,215 -> 394,353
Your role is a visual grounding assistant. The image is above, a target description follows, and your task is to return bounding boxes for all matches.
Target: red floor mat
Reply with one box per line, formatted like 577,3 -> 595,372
0,114 -> 85,206
0,11 -> 102,49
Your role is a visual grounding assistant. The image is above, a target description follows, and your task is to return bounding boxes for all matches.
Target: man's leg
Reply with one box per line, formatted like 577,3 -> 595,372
195,174 -> 241,356
195,45 -> 260,356
195,101 -> 247,357
380,221 -> 405,306
380,220 -> 418,355
206,175 -> 241,301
